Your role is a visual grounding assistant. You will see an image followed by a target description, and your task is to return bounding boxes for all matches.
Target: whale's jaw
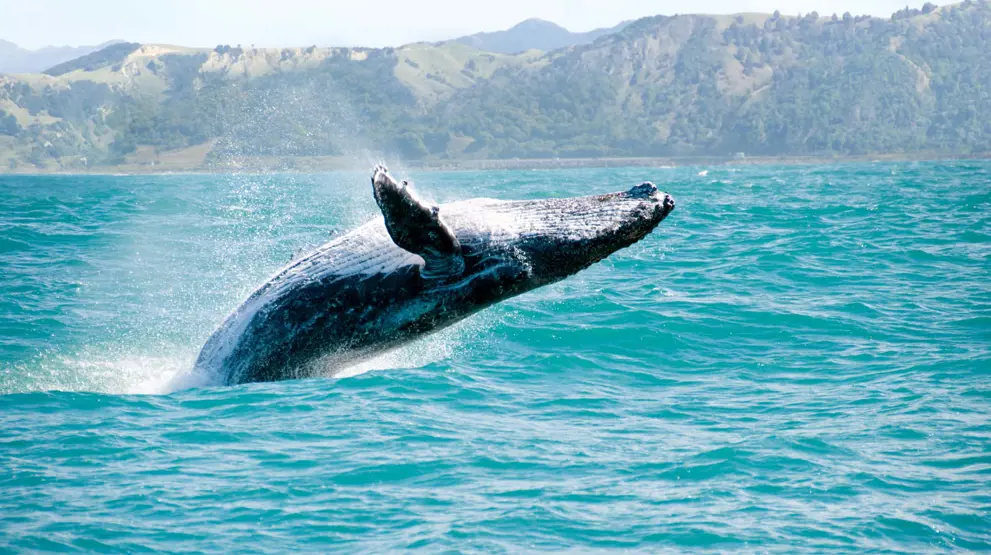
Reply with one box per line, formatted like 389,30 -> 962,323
521,182 -> 674,283
440,182 -> 675,286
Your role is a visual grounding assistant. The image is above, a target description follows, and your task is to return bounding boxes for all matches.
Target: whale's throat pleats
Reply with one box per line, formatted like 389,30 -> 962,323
371,166 -> 466,280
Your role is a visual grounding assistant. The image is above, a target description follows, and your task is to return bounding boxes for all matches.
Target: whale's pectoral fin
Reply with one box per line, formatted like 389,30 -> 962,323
371,165 -> 465,279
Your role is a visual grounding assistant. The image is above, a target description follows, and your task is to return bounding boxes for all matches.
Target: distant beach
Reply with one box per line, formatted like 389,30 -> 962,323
4,151 -> 990,175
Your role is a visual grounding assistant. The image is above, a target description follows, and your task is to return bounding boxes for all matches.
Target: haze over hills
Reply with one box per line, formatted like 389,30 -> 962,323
450,18 -> 631,54
0,39 -> 124,75
1,2 -> 990,171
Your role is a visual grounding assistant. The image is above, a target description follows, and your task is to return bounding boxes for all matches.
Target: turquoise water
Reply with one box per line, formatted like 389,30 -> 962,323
1,163 -> 989,552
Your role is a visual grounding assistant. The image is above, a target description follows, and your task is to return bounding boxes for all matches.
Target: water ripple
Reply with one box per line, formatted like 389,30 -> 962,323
1,164 -> 989,551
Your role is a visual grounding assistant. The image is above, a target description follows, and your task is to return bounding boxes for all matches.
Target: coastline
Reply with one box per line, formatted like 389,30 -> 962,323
2,151 -> 989,176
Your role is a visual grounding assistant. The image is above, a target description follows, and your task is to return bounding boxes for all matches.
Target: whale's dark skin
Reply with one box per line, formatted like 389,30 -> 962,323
195,166 -> 675,385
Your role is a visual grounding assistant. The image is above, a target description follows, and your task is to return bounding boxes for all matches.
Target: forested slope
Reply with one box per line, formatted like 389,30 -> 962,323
1,2 -> 989,170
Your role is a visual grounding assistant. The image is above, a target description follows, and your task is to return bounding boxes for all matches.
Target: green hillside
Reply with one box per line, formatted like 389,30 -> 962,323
1,2 -> 990,171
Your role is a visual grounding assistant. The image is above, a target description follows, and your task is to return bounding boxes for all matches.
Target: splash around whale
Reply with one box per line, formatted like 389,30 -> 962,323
194,166 -> 675,385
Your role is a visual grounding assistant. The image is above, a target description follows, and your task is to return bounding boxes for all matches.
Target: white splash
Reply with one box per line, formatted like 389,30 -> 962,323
330,312 -> 490,380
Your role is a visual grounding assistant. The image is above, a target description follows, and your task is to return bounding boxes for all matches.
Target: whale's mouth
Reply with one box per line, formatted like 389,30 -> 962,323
519,183 -> 674,281
442,182 -> 675,283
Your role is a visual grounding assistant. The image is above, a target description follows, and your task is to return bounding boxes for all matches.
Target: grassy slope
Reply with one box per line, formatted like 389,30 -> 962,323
394,42 -> 545,105
2,2 -> 990,171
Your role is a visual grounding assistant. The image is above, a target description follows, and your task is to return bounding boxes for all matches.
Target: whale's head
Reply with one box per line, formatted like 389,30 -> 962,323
440,182 -> 675,294
370,166 -> 674,306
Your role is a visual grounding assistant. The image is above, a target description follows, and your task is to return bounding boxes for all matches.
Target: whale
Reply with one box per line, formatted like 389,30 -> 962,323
194,165 -> 675,385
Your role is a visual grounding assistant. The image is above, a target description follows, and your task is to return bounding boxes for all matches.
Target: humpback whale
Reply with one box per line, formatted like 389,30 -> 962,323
195,166 -> 675,385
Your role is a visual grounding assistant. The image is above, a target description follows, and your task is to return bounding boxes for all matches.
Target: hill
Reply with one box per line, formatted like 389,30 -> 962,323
431,2 -> 990,159
0,39 -> 125,75
451,19 -> 630,54
1,2 -> 990,171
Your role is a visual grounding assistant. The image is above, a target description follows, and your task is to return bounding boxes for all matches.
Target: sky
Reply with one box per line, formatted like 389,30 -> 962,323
2,0 -> 925,50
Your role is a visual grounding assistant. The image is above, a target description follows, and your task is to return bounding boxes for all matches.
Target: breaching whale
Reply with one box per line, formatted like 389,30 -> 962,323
195,166 -> 675,385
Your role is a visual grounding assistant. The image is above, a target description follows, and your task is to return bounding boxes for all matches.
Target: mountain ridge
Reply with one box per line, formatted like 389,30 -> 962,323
1,2 -> 989,171
0,40 -> 125,75
450,18 -> 631,54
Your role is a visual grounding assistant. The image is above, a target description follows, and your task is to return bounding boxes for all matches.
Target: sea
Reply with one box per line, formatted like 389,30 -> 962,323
1,162 -> 989,552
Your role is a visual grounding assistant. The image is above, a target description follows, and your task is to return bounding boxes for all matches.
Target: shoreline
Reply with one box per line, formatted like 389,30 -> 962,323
2,152 -> 989,176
